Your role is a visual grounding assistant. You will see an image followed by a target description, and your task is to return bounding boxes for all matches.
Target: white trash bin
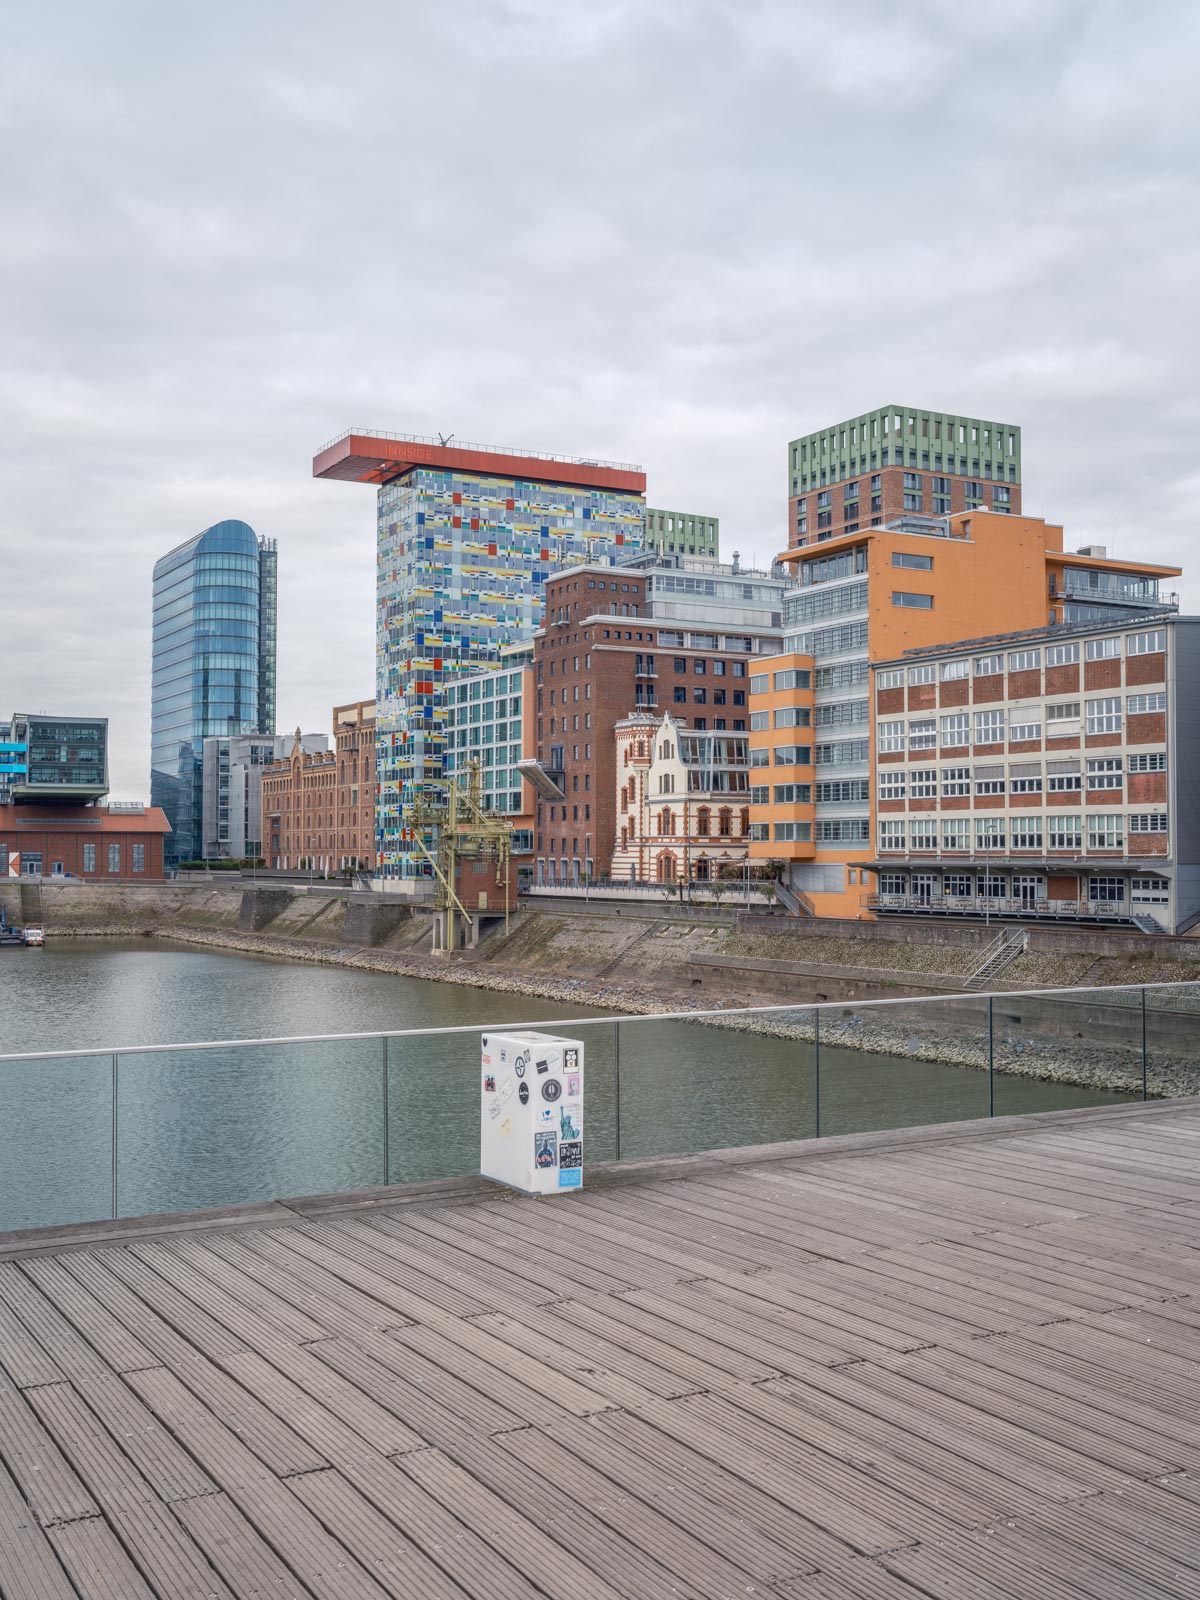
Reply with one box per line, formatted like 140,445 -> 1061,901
480,1030 -> 584,1195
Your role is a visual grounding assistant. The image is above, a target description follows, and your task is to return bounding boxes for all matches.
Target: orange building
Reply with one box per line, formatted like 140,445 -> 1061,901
750,510 -> 1180,918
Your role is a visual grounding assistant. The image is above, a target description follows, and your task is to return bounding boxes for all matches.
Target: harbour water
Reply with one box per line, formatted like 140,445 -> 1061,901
1,939 -> 1134,1231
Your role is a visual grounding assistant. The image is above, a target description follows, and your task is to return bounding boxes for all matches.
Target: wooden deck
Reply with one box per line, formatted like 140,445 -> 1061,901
1,1099 -> 1199,1598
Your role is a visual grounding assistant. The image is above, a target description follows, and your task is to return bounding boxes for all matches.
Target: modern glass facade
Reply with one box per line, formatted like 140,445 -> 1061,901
375,467 -> 643,875
151,520 -> 277,867
0,715 -> 108,804
444,655 -> 531,818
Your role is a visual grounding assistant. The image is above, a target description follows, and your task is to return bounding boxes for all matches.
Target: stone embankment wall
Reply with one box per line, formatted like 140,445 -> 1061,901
10,882 -> 1200,1016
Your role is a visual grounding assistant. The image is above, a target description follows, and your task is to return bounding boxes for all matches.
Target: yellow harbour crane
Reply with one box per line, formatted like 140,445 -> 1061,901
408,758 -> 515,953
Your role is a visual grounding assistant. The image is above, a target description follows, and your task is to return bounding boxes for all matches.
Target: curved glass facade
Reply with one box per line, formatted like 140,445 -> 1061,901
151,520 -> 277,866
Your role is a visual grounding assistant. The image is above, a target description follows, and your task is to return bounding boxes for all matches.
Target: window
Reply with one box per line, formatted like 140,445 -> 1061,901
941,818 -> 970,850
907,664 -> 936,685
693,659 -> 707,674
1089,877 -> 1126,902
1047,701 -> 1080,732
1128,752 -> 1167,773
1011,817 -> 1043,852
749,710 -> 769,731
910,769 -> 937,798
893,552 -> 933,571
107,843 -> 121,873
1132,876 -> 1170,904
815,779 -> 869,803
1047,767 -> 1082,792
1086,697 -> 1122,735
1046,642 -> 1080,667
674,657 -> 687,673
774,822 -> 812,842
1087,758 -> 1123,789
879,821 -> 906,851
1009,714 -> 1042,742
749,747 -> 769,768
878,873 -> 904,895
775,745 -> 812,765
1048,814 -> 1082,849
909,718 -> 936,751
1087,814 -> 1124,849
975,654 -> 1003,677
772,668 -> 810,693
674,686 -> 687,703
940,659 -> 969,681
815,818 -> 870,841
892,591 -> 933,609
132,843 -> 145,873
1010,773 -> 1043,794
693,687 -> 707,704
773,783 -> 812,804
940,713 -> 969,747
1129,813 -> 1168,833
1008,649 -> 1041,671
902,472 -> 921,490
910,819 -> 937,850
775,707 -> 811,729
875,669 -> 903,689
878,771 -> 906,800
82,842 -> 96,873
877,720 -> 905,753
974,709 -> 1004,744
975,770 -> 1006,796
1127,629 -> 1166,655
1127,692 -> 1166,714
749,673 -> 768,694
976,819 -> 1006,851
1085,636 -> 1120,661
943,873 -> 972,897
941,766 -> 970,797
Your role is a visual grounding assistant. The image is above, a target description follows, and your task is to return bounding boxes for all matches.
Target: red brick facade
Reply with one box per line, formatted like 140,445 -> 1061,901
789,466 -> 1022,548
1,806 -> 170,880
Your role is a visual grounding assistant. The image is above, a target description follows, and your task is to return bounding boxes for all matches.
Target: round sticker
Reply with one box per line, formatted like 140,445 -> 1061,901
518,1083 -> 530,1105
541,1078 -> 562,1103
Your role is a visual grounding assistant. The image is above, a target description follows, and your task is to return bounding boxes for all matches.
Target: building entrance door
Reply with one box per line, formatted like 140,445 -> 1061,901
1013,875 -> 1044,905
20,853 -> 42,877
912,873 -> 937,903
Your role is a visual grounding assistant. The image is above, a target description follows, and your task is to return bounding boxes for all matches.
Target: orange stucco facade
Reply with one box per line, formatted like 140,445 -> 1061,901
752,510 -> 1181,919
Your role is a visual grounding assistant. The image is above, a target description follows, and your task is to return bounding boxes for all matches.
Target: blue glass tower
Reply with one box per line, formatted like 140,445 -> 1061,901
151,519 -> 277,867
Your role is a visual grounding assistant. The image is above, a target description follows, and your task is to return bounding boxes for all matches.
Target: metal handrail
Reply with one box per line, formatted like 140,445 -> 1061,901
318,428 -> 642,473
3,978 -> 1198,1066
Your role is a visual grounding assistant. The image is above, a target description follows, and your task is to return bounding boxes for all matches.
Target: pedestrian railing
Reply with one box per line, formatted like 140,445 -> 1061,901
1,981 -> 1196,1236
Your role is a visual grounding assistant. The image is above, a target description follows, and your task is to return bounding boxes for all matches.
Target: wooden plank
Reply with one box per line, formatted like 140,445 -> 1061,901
0,1294 -> 66,1390
46,1515 -> 159,1600
287,1469 -> 471,1599
206,1229 -> 409,1338
0,1388 -> 99,1528
65,1251 -> 242,1364
173,1489 -> 317,1600
231,1342 -> 427,1457
0,1454 -> 77,1600
163,1235 -> 332,1344
0,1264 -> 124,1383
19,1256 -> 160,1374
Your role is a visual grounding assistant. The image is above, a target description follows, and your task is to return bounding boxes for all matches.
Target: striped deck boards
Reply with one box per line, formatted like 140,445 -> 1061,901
0,1097 -> 1197,1597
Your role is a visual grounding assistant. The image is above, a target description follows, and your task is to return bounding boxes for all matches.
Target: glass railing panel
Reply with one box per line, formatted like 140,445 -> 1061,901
990,986 -> 1144,1117
614,1006 -> 816,1163
0,1052 -> 114,1232
116,1036 -> 386,1219
816,996 -> 989,1138
386,1019 -> 617,1186
1144,983 -> 1200,1100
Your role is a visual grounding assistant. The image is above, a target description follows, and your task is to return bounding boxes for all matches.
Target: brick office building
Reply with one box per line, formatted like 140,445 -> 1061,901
532,559 -> 786,884
263,702 -> 377,872
865,614 -> 1199,932
2,805 -> 171,880
787,405 -> 1022,549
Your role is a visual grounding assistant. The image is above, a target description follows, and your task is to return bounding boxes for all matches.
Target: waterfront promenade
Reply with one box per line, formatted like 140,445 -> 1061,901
1,1099 -> 1198,1598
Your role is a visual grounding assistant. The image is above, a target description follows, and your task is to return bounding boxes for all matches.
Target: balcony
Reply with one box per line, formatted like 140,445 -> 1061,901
867,892 -> 1162,927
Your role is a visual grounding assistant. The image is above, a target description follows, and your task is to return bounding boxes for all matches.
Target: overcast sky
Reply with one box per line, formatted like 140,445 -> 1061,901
3,0 -> 1197,798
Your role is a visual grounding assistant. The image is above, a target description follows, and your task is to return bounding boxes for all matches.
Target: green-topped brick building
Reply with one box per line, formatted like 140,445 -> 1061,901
644,506 -> 719,559
787,406 -> 1022,548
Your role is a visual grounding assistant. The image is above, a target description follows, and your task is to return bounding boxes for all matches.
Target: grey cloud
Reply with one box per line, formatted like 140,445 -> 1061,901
1,0 -> 1196,796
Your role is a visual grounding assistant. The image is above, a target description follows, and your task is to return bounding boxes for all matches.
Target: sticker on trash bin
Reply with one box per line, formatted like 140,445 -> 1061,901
499,1115 -> 513,1139
559,1167 -> 582,1188
563,1048 -> 579,1071
488,1100 -> 501,1121
559,1106 -> 580,1140
540,1078 -> 562,1103
484,1074 -> 496,1093
535,1132 -> 557,1169
500,1079 -> 514,1103
559,1140 -> 582,1169
518,1083 -> 530,1105
566,1072 -> 581,1096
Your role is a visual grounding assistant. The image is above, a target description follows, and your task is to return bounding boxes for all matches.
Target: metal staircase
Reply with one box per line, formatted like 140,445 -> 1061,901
775,883 -> 814,917
1131,913 -> 1166,935
965,927 -> 1028,990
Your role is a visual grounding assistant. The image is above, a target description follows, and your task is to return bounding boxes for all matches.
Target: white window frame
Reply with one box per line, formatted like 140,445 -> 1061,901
878,820 -> 906,852
940,713 -> 969,747
1048,814 -> 1082,849
974,710 -> 1004,744
975,654 -> 1003,676
1046,642 -> 1080,666
1127,629 -> 1166,655
1128,813 -> 1168,833
877,720 -> 905,754
941,766 -> 970,797
1087,814 -> 1125,849
1127,692 -> 1166,714
1085,636 -> 1121,661
1086,697 -> 1122,735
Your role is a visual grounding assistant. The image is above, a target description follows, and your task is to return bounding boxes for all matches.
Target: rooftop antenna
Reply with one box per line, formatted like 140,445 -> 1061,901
437,432 -> 455,447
